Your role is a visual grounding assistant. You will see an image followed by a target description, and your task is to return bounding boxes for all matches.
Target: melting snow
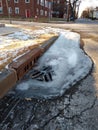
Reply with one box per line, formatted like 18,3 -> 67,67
8,31 -> 32,40
0,27 -> 67,71
16,31 -> 92,99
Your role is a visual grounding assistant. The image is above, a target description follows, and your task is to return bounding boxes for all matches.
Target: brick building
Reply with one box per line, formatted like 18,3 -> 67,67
0,0 -> 52,18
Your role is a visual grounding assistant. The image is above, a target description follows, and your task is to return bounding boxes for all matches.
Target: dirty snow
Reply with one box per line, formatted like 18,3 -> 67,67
16,31 -> 92,99
8,31 -> 32,40
0,27 -> 66,71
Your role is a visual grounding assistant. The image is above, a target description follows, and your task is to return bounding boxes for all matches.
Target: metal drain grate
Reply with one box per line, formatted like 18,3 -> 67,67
30,66 -> 54,82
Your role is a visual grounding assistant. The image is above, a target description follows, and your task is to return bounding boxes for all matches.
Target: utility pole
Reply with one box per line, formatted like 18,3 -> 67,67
67,0 -> 70,22
6,0 -> 12,24
66,0 -> 80,21
48,0 -> 52,22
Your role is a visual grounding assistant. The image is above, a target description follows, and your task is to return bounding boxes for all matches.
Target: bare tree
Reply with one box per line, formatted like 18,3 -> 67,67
81,6 -> 95,19
6,0 -> 12,24
66,0 -> 81,21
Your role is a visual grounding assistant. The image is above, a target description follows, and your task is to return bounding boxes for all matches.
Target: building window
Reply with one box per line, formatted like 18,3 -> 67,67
40,0 -> 44,6
49,2 -> 51,9
9,7 -> 12,14
40,9 -> 44,15
14,0 -> 19,3
45,11 -> 47,16
0,7 -> 3,14
37,0 -> 40,4
45,0 -> 48,7
15,7 -> 19,14
25,0 -> 30,3
0,0 -> 3,14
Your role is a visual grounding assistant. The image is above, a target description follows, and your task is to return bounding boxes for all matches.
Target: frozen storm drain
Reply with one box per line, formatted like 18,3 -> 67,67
30,66 -> 54,82
15,32 -> 93,99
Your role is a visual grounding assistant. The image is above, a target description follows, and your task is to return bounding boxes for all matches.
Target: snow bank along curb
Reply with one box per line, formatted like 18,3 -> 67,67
15,32 -> 93,99
0,27 -> 68,70
0,36 -> 58,98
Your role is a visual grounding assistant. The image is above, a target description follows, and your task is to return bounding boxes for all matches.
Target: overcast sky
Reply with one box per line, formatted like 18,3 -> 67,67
79,0 -> 98,17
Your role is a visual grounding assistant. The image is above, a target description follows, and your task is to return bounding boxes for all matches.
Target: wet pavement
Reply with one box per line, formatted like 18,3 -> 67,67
0,21 -> 98,130
0,73 -> 98,130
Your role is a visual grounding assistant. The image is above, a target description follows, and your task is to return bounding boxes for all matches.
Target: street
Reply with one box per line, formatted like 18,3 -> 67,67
0,20 -> 98,130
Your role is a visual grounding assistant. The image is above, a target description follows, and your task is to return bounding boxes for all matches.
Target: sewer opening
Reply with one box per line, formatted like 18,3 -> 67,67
30,66 -> 55,82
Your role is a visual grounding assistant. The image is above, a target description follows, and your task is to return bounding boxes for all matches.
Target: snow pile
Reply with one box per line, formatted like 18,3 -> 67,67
16,32 -> 93,99
8,27 -> 69,40
0,27 -> 64,71
32,27 -> 70,36
8,31 -> 32,40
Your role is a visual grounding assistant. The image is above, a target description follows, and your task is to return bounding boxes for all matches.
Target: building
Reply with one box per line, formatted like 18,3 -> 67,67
0,0 -> 52,18
52,0 -> 66,18
93,7 -> 98,19
89,7 -> 98,20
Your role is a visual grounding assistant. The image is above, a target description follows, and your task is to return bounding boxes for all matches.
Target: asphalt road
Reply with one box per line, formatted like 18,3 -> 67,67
0,20 -> 98,130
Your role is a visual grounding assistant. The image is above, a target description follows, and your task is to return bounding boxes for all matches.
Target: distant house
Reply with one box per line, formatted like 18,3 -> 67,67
89,7 -> 98,20
0,0 -> 52,18
93,7 -> 98,19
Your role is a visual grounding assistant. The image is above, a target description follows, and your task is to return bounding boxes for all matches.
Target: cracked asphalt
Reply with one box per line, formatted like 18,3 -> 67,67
0,20 -> 98,130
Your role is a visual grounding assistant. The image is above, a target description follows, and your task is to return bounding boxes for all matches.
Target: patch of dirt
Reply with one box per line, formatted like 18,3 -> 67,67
16,24 -> 42,31
75,31 -> 98,40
